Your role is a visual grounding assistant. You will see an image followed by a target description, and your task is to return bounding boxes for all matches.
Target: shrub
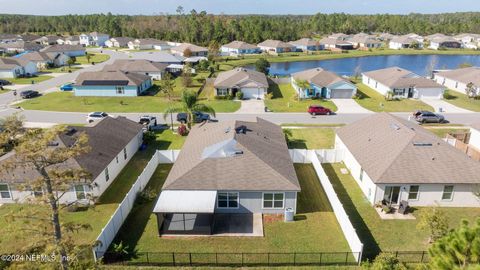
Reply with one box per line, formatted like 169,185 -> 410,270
362,252 -> 407,270
143,131 -> 156,142
236,91 -> 244,100
265,93 -> 273,100
214,95 -> 228,100
226,94 -> 234,100
136,187 -> 157,205
443,91 -> 454,100
178,124 -> 189,136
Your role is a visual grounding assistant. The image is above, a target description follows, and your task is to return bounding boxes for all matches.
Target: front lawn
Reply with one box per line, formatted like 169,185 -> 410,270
265,83 -> 338,113
8,75 -> 54,85
354,83 -> 434,112
324,163 -> 480,259
286,128 -> 336,149
75,53 -> 110,65
110,164 -> 350,258
443,89 -> 480,112
197,81 -> 241,113
424,127 -> 469,138
43,66 -> 83,73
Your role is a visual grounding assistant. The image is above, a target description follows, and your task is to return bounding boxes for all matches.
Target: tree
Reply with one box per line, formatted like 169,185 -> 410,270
163,90 -> 216,128
176,6 -> 184,15
465,82 -> 478,99
159,72 -> 175,100
182,63 -> 193,87
255,58 -> 270,75
417,207 -> 449,243
295,79 -> 311,101
208,40 -> 220,62
428,219 -> 480,270
183,48 -> 192,58
2,125 -> 92,269
362,252 -> 407,270
282,128 -> 293,147
66,57 -> 75,68
85,53 -> 91,63
0,113 -> 24,154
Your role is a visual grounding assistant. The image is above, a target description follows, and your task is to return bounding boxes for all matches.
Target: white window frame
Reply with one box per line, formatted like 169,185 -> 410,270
116,156 -> 119,163
74,185 -> 87,200
217,88 -> 228,96
441,185 -> 454,201
408,185 -> 420,201
359,168 -> 364,182
217,192 -> 239,209
262,192 -> 285,209
105,167 -> 110,182
0,183 -> 12,199
123,148 -> 127,160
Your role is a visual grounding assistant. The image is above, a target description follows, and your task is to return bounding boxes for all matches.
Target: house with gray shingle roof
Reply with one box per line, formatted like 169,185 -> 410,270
289,38 -> 323,52
102,59 -> 168,80
40,44 -> 86,57
153,118 -> 300,235
0,57 -> 38,78
336,112 -> 480,207
220,41 -> 260,55
428,36 -> 462,50
214,68 -> 268,99
433,67 -> 480,96
389,34 -> 424,49
257,39 -> 296,53
362,67 -> 445,99
18,51 -> 70,68
291,67 -> 357,99
171,43 -> 208,57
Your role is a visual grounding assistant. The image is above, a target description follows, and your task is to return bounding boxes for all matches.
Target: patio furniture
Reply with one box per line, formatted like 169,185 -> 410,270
398,200 -> 409,215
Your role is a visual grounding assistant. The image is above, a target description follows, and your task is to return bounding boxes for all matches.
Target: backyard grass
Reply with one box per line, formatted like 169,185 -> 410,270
323,163 -> 480,259
354,83 -> 434,112
7,75 -> 54,85
265,83 -> 338,112
424,127 -> 469,138
443,89 -> 480,112
286,128 -> 336,149
43,66 -> 83,73
110,164 -> 351,257
75,53 -> 110,65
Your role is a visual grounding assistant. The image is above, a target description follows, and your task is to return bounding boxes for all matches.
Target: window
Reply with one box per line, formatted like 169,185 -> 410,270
263,193 -> 284,209
217,192 -> 239,208
116,156 -> 119,163
33,187 -> 43,198
105,167 -> 110,182
455,82 -> 458,88
442,185 -> 454,200
123,148 -> 127,160
359,168 -> 364,182
0,184 -> 11,199
74,185 -> 87,200
116,86 -> 125,94
393,89 -> 404,96
408,185 -> 419,200
217,89 -> 228,96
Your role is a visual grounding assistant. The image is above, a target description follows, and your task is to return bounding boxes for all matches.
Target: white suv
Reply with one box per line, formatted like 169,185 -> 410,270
86,112 -> 110,123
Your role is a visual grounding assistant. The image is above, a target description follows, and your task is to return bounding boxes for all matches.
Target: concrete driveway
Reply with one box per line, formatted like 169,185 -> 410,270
421,99 -> 472,113
331,99 -> 373,114
236,99 -> 266,114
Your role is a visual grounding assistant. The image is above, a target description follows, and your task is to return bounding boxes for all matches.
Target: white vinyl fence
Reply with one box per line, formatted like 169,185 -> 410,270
290,149 -> 363,263
92,150 -> 180,261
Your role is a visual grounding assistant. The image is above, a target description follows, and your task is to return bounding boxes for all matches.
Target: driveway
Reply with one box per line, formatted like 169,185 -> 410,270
331,99 -> 373,114
236,99 -> 266,114
421,99 -> 472,113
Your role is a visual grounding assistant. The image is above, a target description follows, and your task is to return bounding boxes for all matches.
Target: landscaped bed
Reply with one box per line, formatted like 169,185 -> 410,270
443,89 -> 480,112
109,164 -> 352,262
265,83 -> 338,113
354,82 -> 434,112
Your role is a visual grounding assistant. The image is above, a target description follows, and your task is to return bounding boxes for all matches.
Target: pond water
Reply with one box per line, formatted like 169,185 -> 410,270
247,54 -> 480,76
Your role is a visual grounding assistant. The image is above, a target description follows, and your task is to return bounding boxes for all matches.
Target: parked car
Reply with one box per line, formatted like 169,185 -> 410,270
60,83 -> 74,91
308,105 -> 333,115
413,110 -> 445,123
19,90 -> 39,99
177,112 -> 211,124
0,79 -> 11,86
86,112 -> 110,123
139,115 -> 157,131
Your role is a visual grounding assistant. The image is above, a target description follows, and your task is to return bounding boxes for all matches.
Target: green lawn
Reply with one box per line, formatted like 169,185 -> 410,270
286,128 -> 335,149
324,163 -> 480,259
43,66 -> 83,73
111,164 -> 350,259
7,75 -> 54,85
443,89 -> 480,112
355,83 -> 434,112
424,127 -> 469,138
265,83 -> 338,112
75,53 -> 110,65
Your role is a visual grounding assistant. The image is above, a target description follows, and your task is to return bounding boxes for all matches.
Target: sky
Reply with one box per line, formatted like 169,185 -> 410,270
1,0 -> 479,15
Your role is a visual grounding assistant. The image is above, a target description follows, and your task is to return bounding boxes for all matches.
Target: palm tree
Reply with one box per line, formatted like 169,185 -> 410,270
163,90 -> 216,129
295,79 -> 311,101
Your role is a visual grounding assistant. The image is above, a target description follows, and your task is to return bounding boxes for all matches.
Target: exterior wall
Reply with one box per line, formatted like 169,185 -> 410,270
469,128 -> 480,149
79,34 -> 90,46
415,87 -> 445,99
93,35 -> 109,46
214,191 -> 297,214
74,81 -> 152,97
389,41 -> 403,49
0,68 -> 17,78
433,74 -> 478,95
220,46 -> 260,55
0,184 -> 92,204
362,75 -> 391,96
24,61 -> 38,75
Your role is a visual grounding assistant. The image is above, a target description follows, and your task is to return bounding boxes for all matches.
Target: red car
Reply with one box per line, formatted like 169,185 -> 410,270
308,105 -> 332,115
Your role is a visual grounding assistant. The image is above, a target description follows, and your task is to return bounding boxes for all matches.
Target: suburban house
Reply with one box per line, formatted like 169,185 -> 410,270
433,67 -> 480,96
18,51 -> 70,69
257,40 -> 296,53
40,44 -> 86,57
0,34 -> 23,43
105,37 -> 134,48
362,67 -> 445,99
102,59 -> 168,80
170,43 -> 208,57
34,35 -> 59,46
319,38 -> 354,50
0,58 -> 37,78
127,38 -> 172,50
220,41 -> 260,55
428,36 -> 462,50
291,67 -> 357,99
58,36 -> 81,45
0,41 -> 44,53
214,68 -> 269,99
389,35 -> 423,49
336,112 -> 480,207
454,33 -> 480,44
377,33 -> 396,41
79,32 -> 110,46
0,117 -> 143,204
73,70 -> 152,97
346,36 -> 382,49
289,38 -> 323,52
153,118 -> 301,235
328,33 -> 350,40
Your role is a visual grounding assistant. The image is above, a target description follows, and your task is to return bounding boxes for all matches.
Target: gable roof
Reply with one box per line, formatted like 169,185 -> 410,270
0,41 -> 44,51
102,59 -> 168,73
319,37 -> 352,46
390,35 -> 417,44
257,39 -> 295,49
435,67 -> 480,86
292,67 -> 351,88
110,37 -> 134,46
214,68 -> 268,89
363,67 -> 443,89
222,41 -> 258,50
41,44 -> 85,53
171,43 -> 208,53
289,38 -> 319,47
74,70 -> 150,86
18,51 -> 57,62
162,118 -> 300,191
337,113 -> 480,184
0,57 -> 31,69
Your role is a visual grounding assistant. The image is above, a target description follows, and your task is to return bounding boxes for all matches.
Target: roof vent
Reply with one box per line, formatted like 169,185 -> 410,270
413,142 -> 433,147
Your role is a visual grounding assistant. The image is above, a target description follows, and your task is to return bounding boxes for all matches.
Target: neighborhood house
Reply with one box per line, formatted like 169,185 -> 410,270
433,67 -> 480,96
40,44 -> 86,57
18,51 -> 70,69
214,68 -> 269,99
289,38 -> 323,52
0,57 -> 37,78
291,67 -> 357,99
257,39 -> 296,53
171,43 -> 208,57
102,59 -> 168,80
220,41 -> 260,55
79,32 -> 110,46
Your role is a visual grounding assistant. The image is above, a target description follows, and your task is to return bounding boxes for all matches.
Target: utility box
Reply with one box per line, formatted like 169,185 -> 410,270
284,207 -> 294,222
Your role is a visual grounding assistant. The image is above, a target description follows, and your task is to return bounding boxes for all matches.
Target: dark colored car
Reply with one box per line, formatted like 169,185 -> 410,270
308,105 -> 333,115
413,110 -> 445,123
0,79 -> 11,86
177,112 -> 211,124
20,90 -> 39,99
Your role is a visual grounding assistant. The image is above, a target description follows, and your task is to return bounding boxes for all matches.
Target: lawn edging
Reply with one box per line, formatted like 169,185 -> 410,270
93,150 -> 179,261
289,149 -> 363,264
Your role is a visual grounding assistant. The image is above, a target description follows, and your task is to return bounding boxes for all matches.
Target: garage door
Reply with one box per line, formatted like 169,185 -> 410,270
330,89 -> 353,99
242,88 -> 265,99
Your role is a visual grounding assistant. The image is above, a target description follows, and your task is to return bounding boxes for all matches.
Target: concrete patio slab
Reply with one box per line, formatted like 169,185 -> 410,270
374,207 -> 416,220
213,213 -> 263,237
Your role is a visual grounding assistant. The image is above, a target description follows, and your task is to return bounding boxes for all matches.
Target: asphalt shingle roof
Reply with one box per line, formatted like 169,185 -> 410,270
214,68 -> 268,88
